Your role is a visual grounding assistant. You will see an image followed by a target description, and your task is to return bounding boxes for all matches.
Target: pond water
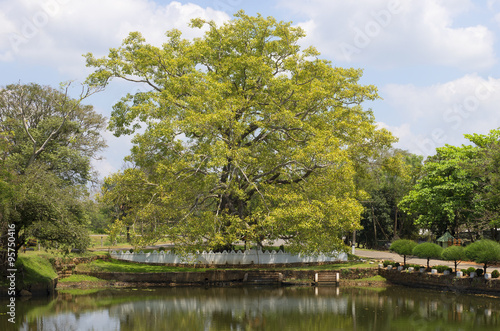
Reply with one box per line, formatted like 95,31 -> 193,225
2,285 -> 500,330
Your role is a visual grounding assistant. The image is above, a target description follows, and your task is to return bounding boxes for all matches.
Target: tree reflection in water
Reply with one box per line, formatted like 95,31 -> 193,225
4,286 -> 500,330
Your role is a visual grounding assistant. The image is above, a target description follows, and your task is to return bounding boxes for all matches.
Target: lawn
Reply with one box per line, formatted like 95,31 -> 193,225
77,259 -> 208,273
75,258 -> 377,274
0,254 -> 58,287
58,275 -> 107,283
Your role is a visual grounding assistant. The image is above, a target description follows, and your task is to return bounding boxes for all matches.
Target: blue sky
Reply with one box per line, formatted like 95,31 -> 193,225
2,0 -> 500,178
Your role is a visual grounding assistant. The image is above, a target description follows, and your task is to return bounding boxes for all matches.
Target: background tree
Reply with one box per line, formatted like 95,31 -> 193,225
399,144 -> 479,238
464,130 -> 500,240
86,12 -> 395,254
389,239 -> 417,267
412,242 -> 443,270
400,129 -> 500,240
464,239 -> 500,274
441,245 -> 465,273
357,149 -> 422,248
0,82 -> 106,262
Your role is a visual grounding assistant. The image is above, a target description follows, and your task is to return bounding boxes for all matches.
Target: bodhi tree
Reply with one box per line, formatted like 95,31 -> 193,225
85,12 -> 394,254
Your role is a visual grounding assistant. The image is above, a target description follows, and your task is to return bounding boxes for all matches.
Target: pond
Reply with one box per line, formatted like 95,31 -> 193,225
2,285 -> 500,330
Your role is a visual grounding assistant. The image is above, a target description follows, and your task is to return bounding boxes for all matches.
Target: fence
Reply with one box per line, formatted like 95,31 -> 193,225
110,249 -> 347,265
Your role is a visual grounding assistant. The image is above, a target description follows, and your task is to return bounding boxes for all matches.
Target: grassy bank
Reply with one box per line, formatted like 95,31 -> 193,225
76,258 -> 376,274
0,254 -> 57,288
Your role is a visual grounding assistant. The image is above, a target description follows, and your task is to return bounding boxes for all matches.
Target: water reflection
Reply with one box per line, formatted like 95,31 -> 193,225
2,286 -> 500,330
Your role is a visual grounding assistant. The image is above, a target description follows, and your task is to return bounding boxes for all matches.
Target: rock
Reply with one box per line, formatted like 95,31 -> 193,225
20,289 -> 32,296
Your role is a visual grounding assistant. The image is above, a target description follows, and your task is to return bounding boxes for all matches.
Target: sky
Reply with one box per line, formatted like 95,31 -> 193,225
1,0 -> 500,179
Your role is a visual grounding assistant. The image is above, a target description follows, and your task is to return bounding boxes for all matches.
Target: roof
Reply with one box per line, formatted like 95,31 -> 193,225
436,231 -> 454,242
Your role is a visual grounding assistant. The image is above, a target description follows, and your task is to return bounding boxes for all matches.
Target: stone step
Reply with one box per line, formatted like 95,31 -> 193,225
315,272 -> 340,285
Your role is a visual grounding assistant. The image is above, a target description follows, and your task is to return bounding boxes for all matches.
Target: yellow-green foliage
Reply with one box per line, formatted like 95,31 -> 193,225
86,11 -> 395,255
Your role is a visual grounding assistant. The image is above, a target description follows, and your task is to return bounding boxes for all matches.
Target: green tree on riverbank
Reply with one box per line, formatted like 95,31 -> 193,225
0,83 -> 106,271
399,129 -> 500,240
85,12 -> 395,253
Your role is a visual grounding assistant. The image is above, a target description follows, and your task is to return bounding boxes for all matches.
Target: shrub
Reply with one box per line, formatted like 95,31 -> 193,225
461,269 -> 469,276
467,267 -> 476,275
476,268 -> 484,277
158,247 -> 166,252
492,270 -> 500,278
394,262 -> 400,267
433,265 -> 450,273
405,264 -> 421,269
382,260 -> 394,267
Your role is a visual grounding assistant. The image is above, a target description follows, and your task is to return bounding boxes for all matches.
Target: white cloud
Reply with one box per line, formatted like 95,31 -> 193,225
279,0 -> 495,70
381,74 -> 500,156
0,0 -> 229,78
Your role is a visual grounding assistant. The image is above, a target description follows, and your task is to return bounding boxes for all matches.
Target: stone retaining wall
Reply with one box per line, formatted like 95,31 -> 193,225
379,268 -> 500,295
54,255 -> 110,278
76,268 -> 378,286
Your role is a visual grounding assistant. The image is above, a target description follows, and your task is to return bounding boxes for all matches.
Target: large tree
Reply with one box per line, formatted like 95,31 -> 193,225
85,12 -> 394,254
0,82 -> 106,264
399,144 -> 479,237
399,129 -> 500,239
465,129 -> 500,240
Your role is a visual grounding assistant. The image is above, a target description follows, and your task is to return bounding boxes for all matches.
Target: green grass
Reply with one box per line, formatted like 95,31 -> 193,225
20,249 -> 107,259
57,288 -> 105,296
0,255 -> 58,286
59,275 -> 107,283
356,275 -> 386,282
78,259 -> 208,273
74,258 -> 377,274
288,261 -> 376,271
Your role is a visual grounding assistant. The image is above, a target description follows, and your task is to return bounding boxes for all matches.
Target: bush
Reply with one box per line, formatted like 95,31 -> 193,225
461,268 -> 469,275
405,264 -> 421,269
394,262 -> 400,267
158,247 -> 166,252
492,270 -> 500,278
382,260 -> 394,267
476,268 -> 484,277
467,267 -> 476,275
433,265 -> 450,273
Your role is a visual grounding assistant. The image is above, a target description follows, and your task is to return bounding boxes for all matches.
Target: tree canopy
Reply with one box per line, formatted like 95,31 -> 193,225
0,82 -> 106,262
357,149 -> 422,248
389,239 -> 417,267
412,242 -> 443,269
441,245 -> 465,273
464,239 -> 500,274
399,130 -> 500,238
85,12 -> 395,253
